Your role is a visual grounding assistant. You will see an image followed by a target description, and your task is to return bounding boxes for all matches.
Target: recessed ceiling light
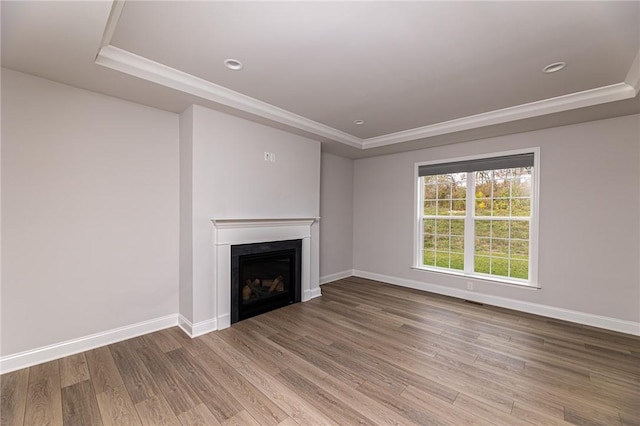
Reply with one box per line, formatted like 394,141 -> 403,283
542,62 -> 566,73
224,59 -> 243,71
354,120 -> 365,125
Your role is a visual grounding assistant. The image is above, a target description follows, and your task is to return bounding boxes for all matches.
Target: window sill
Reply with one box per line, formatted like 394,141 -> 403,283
411,266 -> 541,289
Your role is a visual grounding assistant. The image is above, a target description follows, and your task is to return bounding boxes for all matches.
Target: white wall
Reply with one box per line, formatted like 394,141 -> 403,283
3,64 -> 636,364
179,107 -> 194,321
1,69 -> 180,356
354,115 -> 640,326
180,105 -> 321,325
319,152 -> 354,281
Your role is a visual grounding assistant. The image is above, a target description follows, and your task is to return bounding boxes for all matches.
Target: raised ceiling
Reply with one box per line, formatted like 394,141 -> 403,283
2,1 -> 639,158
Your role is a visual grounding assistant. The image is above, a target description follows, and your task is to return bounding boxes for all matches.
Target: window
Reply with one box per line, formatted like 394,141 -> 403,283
416,150 -> 538,286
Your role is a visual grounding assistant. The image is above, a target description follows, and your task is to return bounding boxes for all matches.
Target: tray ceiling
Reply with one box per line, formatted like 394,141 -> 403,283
2,1 -> 639,157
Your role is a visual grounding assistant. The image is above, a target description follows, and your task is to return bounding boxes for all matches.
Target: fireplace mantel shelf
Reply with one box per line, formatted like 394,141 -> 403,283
211,218 -> 319,229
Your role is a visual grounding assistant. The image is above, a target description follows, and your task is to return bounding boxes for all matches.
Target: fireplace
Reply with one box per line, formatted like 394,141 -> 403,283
231,239 -> 302,324
205,218 -> 319,333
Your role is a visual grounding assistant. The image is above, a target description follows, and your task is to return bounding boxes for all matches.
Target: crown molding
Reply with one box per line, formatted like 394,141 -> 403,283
95,45 -> 363,148
96,1 -> 639,151
98,0 -> 126,50
625,49 -> 640,94
362,82 -> 637,149
96,44 -> 638,151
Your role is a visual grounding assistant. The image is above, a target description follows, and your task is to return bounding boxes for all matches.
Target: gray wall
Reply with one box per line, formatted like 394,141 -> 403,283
3,66 -> 637,359
180,105 -> 321,324
1,69 -> 180,356
319,152 -> 354,280
179,106 -> 194,321
354,114 -> 640,323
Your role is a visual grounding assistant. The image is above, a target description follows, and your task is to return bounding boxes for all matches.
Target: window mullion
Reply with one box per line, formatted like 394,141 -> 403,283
464,171 -> 475,274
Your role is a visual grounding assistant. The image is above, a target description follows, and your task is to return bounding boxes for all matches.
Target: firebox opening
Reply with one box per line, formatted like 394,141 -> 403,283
231,239 -> 302,324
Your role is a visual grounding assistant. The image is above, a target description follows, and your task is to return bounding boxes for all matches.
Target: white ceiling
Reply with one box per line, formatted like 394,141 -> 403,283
2,1 -> 639,158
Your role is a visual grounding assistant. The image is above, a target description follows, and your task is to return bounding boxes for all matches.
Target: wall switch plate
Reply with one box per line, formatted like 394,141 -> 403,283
467,282 -> 473,290
264,152 -> 270,161
270,153 -> 276,162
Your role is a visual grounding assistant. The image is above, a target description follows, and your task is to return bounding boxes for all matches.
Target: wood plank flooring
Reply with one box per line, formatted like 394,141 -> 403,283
2,277 -> 640,425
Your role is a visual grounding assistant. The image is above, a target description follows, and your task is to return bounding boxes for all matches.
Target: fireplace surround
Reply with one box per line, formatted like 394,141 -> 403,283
208,218 -> 319,331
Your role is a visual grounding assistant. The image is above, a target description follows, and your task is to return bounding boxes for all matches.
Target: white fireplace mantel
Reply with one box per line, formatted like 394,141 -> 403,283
210,217 -> 320,330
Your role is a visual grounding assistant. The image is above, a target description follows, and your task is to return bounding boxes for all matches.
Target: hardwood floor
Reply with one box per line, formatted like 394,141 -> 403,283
2,277 -> 639,425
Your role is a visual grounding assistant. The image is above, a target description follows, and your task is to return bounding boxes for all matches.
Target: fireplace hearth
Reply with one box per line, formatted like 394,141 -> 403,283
231,239 -> 302,324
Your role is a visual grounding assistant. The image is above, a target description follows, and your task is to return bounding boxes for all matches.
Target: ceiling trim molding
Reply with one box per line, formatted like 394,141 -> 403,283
95,45 -> 363,148
96,43 -> 637,151
625,49 -> 640,94
96,1 -> 638,151
361,82 -> 637,149
99,0 -> 126,50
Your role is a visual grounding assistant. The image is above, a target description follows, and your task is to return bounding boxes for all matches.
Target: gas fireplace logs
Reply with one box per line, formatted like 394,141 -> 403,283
242,275 -> 284,301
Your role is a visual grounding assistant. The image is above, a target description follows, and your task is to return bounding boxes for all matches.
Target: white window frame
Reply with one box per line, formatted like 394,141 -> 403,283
413,148 -> 540,288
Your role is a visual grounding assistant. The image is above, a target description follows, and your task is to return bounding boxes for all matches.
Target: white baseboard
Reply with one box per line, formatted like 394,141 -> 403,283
178,315 -> 218,338
303,287 -> 323,301
309,287 -> 323,299
217,314 -> 231,331
177,315 -> 192,336
320,269 -> 354,285
353,270 -> 640,336
8,269 -> 633,374
0,314 -> 179,374
0,285 -> 330,374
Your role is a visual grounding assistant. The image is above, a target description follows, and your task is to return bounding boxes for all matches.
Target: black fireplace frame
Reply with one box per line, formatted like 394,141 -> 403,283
230,239 -> 302,324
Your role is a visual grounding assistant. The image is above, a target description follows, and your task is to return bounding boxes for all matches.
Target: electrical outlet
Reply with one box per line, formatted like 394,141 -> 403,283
467,282 -> 473,291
